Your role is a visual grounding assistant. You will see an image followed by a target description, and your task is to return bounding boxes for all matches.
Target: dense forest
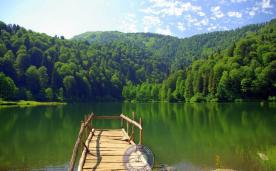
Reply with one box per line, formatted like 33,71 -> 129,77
0,19 -> 275,102
123,19 -> 276,102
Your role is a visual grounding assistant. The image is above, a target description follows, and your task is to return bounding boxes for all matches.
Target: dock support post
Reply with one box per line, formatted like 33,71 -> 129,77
84,115 -> 87,138
139,117 -> 142,145
121,115 -> 123,128
132,112 -> 135,142
127,121 -> 129,134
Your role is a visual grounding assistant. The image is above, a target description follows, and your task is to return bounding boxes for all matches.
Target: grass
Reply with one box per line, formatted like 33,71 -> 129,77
0,100 -> 66,107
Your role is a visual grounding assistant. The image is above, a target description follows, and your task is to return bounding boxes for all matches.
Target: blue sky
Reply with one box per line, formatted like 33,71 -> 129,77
0,0 -> 275,38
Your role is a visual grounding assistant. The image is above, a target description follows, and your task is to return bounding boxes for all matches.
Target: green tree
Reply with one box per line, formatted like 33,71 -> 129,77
63,75 -> 76,98
184,72 -> 193,101
241,78 -> 252,96
15,45 -> 30,74
25,65 -> 40,96
167,88 -> 173,102
217,71 -> 231,100
173,78 -> 184,101
45,87 -> 53,101
160,83 -> 167,101
0,72 -> 18,99
0,43 -> 7,56
151,84 -> 160,101
57,87 -> 64,101
0,50 -> 16,79
29,47 -> 43,67
38,66 -> 48,89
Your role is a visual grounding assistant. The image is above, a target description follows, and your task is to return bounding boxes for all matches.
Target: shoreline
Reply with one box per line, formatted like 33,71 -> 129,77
0,100 -> 66,107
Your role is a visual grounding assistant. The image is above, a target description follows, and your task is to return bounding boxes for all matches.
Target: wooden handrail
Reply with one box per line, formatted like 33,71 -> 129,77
120,114 -> 142,130
120,113 -> 143,145
92,113 -> 143,144
84,114 -> 94,127
94,115 -> 121,119
69,113 -> 94,171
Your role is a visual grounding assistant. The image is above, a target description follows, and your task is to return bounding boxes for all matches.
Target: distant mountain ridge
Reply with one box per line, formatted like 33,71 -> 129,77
72,22 -> 266,70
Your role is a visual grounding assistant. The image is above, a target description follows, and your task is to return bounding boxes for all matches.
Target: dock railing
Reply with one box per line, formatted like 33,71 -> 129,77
68,112 -> 142,171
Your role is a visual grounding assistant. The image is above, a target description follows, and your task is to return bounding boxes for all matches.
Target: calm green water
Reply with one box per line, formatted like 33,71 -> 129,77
0,102 -> 275,171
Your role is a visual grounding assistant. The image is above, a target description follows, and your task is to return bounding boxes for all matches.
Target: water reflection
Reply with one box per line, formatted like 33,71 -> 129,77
122,102 -> 276,171
0,102 -> 275,170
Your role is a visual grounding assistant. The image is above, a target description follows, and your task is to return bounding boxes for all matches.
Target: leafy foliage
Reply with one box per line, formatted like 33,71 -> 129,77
0,19 -> 274,102
124,19 -> 276,102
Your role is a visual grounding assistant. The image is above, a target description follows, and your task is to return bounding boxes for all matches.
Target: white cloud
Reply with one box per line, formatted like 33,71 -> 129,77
139,0 -> 274,37
146,0 -> 184,16
200,18 -> 209,26
248,6 -> 258,16
177,22 -> 186,31
143,15 -> 160,26
222,26 -> 229,30
231,0 -> 247,3
210,16 -> 217,20
211,6 -> 224,18
193,18 -> 209,27
185,14 -> 198,24
261,0 -> 273,9
227,11 -> 242,18
161,2 -> 193,16
149,0 -> 173,7
207,23 -> 228,32
246,0 -> 273,17
207,25 -> 217,31
218,0 -> 226,4
143,15 -> 161,32
197,11 -> 206,17
140,7 -> 161,15
249,11 -> 255,16
141,0 -> 204,17
156,26 -> 172,35
120,13 -> 137,33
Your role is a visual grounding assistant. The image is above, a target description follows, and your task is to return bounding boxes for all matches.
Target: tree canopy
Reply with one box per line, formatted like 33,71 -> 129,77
0,19 -> 275,102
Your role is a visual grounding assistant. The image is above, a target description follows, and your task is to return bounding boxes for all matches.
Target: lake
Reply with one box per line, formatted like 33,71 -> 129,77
0,102 -> 275,171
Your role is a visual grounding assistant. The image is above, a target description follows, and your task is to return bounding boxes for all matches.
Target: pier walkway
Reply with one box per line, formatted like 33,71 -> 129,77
68,113 -> 143,171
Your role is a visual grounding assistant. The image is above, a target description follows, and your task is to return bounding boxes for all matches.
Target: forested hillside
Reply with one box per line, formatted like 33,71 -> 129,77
0,19 -> 274,102
74,24 -> 262,70
123,19 -> 276,102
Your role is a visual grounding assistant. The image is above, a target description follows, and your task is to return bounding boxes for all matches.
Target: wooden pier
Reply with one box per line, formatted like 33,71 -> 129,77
69,113 -> 143,171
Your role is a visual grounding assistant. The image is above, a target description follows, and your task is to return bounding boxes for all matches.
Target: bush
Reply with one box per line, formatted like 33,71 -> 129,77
0,72 -> 18,100
268,96 -> 276,101
190,93 -> 206,102
235,98 -> 244,102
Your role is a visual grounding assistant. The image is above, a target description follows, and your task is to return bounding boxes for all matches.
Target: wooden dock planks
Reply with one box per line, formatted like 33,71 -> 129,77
69,114 -> 143,171
79,129 -> 134,171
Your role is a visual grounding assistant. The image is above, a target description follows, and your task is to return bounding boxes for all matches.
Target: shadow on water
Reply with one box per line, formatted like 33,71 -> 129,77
0,102 -> 275,170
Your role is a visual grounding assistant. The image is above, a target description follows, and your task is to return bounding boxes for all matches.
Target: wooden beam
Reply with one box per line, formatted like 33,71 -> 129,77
131,112 -> 135,142
120,117 -> 123,128
69,122 -> 84,171
94,115 -> 121,119
139,117 -> 142,145
69,113 -> 93,171
120,114 -> 142,130
122,128 -> 135,145
127,121 -> 129,134
78,130 -> 94,171
84,114 -> 94,127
